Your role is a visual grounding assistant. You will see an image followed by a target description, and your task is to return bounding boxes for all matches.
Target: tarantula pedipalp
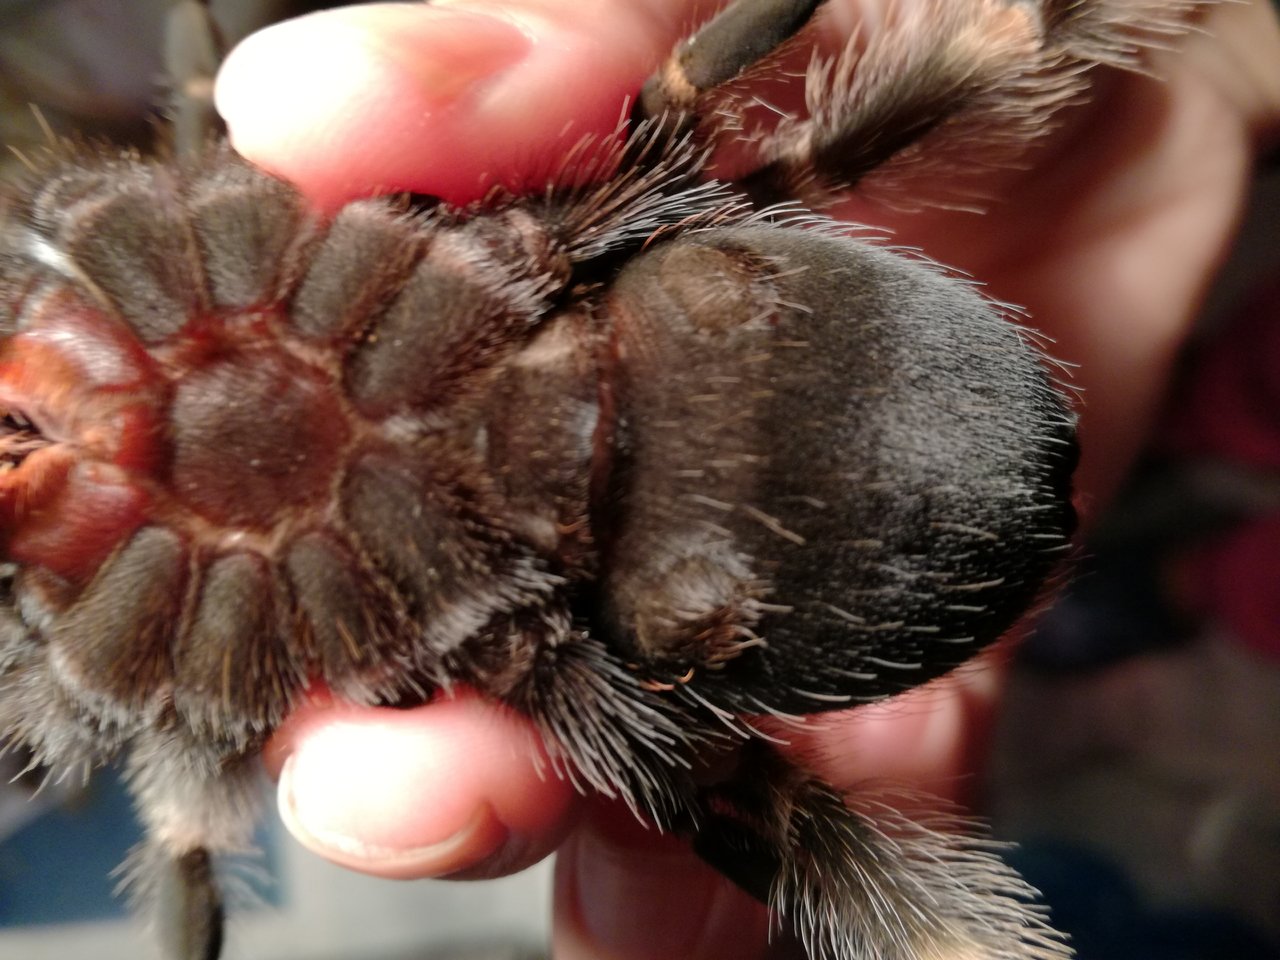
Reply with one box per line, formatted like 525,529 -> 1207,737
0,0 -> 1206,957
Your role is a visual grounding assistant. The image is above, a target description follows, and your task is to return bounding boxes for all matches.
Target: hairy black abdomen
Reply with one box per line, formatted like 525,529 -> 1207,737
598,226 -> 1077,711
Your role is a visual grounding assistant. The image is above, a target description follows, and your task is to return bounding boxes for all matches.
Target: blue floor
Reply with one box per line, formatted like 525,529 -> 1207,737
0,768 -> 280,927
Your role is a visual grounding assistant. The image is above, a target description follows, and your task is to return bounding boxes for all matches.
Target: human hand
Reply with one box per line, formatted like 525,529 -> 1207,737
215,2 -> 1280,958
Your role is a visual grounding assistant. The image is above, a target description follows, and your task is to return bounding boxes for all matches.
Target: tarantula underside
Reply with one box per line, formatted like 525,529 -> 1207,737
0,0 -> 1202,958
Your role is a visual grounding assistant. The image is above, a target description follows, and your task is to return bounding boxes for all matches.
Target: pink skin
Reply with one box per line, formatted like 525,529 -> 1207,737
217,2 -> 1280,958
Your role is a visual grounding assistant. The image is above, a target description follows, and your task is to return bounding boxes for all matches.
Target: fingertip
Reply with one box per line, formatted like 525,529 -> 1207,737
267,692 -> 579,880
214,1 -> 680,209
215,4 -> 533,209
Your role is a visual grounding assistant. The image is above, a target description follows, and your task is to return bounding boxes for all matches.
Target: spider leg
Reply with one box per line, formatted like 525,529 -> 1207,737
463,605 -> 707,828
638,0 -> 826,121
165,0 -> 228,156
737,0 -> 1205,208
154,849 -> 224,960
122,731 -> 262,960
693,743 -> 1072,960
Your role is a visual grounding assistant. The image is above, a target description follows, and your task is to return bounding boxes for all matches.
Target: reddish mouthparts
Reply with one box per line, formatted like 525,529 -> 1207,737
0,286 -> 163,585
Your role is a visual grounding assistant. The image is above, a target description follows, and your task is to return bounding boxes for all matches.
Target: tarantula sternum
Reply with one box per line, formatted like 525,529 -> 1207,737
0,0 -> 1202,957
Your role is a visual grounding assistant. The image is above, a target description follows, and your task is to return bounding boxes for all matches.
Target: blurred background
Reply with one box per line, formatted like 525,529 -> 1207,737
989,154 -> 1280,959
1,1 -> 1278,958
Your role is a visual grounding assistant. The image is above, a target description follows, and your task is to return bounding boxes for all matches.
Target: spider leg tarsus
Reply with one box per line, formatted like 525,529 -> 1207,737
638,0 -> 826,121
164,0 -> 228,156
155,847 -> 225,960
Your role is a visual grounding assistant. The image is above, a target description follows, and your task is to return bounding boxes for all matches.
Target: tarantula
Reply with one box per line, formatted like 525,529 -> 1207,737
0,0 -> 1202,957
